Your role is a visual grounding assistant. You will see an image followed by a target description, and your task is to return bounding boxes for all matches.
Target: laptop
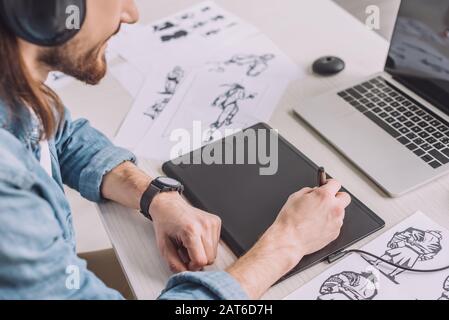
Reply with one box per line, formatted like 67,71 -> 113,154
294,0 -> 449,197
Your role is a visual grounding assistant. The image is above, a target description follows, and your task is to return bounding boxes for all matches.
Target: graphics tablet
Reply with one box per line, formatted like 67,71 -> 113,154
162,123 -> 385,281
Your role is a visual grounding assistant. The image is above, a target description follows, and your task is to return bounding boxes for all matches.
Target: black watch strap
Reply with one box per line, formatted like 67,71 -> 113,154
139,183 -> 160,221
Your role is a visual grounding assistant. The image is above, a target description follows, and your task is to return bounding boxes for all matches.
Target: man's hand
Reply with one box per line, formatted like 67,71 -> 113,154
227,179 -> 350,299
269,179 -> 350,259
150,192 -> 222,273
101,162 -> 221,273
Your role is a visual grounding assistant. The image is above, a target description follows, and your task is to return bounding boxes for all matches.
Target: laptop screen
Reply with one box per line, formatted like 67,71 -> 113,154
385,0 -> 449,115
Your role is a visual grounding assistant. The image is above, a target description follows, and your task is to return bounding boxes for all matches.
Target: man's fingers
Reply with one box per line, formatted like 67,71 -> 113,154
163,239 -> 188,273
202,234 -> 217,265
319,179 -> 342,195
182,232 -> 208,271
336,192 -> 351,209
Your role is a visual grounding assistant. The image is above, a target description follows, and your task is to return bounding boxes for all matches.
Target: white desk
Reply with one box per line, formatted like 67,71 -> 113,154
58,0 -> 449,300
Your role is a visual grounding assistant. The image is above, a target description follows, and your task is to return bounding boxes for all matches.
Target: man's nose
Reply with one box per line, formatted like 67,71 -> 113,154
121,0 -> 139,24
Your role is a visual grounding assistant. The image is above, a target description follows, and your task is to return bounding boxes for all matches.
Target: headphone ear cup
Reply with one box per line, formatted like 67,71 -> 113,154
0,0 -> 86,46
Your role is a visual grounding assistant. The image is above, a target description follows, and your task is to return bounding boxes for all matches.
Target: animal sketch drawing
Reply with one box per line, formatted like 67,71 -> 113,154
317,271 -> 379,300
438,276 -> 449,300
206,83 -> 256,142
365,228 -> 443,284
144,66 -> 185,120
210,53 -> 275,77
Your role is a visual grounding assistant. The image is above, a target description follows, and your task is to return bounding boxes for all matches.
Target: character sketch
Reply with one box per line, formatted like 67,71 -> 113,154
144,97 -> 171,120
317,271 -> 379,300
178,13 -> 194,21
153,21 -> 176,32
211,15 -> 224,21
209,54 -> 275,77
161,30 -> 188,42
144,66 -> 185,120
192,21 -> 208,29
438,276 -> 449,300
161,66 -> 184,95
365,228 -> 443,284
206,83 -> 256,142
204,29 -> 221,37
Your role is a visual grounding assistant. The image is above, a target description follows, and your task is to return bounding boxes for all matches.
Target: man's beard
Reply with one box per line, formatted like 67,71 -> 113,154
39,39 -> 107,85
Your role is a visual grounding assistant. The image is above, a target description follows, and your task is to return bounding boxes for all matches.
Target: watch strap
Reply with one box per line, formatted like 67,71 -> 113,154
139,183 -> 160,221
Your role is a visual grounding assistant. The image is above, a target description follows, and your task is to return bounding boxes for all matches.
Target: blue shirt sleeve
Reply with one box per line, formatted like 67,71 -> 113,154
158,271 -> 249,300
0,179 -> 123,300
54,108 -> 136,202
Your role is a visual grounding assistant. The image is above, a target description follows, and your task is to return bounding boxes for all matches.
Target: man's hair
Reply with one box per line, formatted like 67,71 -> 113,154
0,19 -> 64,139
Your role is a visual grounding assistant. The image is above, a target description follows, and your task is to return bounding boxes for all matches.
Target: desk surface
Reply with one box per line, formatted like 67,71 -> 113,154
58,0 -> 449,300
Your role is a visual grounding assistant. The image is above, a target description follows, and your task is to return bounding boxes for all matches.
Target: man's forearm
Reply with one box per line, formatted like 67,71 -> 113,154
101,161 -> 152,210
226,226 -> 303,299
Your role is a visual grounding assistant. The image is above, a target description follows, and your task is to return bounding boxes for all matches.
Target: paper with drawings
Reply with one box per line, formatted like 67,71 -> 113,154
114,64 -> 188,150
112,3 -> 301,157
133,70 -> 286,160
113,1 -> 259,73
110,61 -> 146,98
285,212 -> 449,300
130,34 -> 298,160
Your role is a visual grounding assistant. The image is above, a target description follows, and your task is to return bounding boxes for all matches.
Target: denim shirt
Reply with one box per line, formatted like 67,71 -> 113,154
0,101 -> 247,300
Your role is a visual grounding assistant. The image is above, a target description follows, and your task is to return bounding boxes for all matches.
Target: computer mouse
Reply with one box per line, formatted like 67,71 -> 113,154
312,56 -> 345,76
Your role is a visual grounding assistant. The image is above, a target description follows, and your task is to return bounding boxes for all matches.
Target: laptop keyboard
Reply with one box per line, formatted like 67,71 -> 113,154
338,76 -> 449,169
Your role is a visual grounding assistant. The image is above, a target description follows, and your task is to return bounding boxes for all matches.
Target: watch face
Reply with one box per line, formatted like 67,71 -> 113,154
156,176 -> 181,188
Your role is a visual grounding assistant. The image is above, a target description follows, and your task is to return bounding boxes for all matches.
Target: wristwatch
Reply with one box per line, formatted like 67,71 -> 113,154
139,176 -> 184,220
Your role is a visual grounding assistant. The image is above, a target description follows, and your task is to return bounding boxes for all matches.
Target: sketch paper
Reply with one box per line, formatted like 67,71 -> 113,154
132,65 -> 292,160
114,63 -> 189,150
112,2 -> 300,158
285,212 -> 449,300
204,33 -> 300,81
112,1 -> 259,73
110,61 -> 146,98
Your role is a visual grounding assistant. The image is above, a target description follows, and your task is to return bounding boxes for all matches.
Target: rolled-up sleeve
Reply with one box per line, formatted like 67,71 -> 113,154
55,108 -> 136,202
158,271 -> 249,300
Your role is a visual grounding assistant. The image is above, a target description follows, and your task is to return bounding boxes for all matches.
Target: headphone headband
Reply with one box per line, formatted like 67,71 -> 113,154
0,0 -> 87,46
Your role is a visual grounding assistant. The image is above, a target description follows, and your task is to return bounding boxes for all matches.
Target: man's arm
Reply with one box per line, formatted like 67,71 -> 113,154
159,180 -> 350,300
54,109 -> 221,272
0,180 -> 122,300
226,180 -> 350,299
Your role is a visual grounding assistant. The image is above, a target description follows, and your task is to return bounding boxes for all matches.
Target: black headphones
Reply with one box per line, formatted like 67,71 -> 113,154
0,0 -> 87,47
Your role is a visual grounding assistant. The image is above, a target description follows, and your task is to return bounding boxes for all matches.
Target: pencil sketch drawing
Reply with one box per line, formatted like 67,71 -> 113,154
317,271 -> 379,300
206,83 -> 256,141
364,227 -> 443,284
144,66 -> 185,120
438,276 -> 449,300
209,54 -> 275,77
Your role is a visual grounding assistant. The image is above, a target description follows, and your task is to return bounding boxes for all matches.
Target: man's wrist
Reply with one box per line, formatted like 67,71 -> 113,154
257,226 -> 305,271
148,191 -> 182,220
226,226 -> 304,299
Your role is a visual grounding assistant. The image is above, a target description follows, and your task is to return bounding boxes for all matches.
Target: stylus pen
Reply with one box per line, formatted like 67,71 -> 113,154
317,167 -> 327,187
